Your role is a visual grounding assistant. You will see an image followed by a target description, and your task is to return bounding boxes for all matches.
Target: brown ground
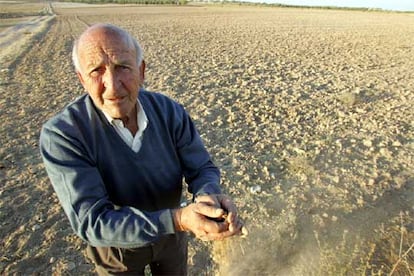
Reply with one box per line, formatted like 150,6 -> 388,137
1,2 -> 413,275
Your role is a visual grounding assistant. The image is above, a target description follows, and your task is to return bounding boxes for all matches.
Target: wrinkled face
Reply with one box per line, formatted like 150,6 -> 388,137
76,27 -> 144,121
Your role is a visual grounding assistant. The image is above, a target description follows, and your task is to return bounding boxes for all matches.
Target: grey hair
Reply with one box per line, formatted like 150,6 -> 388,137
72,24 -> 143,73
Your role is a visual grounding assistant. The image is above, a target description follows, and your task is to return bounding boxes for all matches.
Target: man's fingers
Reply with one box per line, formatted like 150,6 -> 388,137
200,216 -> 229,233
194,195 -> 219,206
193,202 -> 225,219
228,219 -> 241,233
190,195 -> 246,241
218,195 -> 237,215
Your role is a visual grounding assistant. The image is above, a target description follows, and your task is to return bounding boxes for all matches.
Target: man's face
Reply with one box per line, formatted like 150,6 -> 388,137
76,28 -> 144,120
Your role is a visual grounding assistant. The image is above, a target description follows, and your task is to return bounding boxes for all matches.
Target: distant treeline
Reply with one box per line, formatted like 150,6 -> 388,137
207,1 -> 414,13
58,0 -> 188,4
206,1 -> 388,12
55,0 -> 413,12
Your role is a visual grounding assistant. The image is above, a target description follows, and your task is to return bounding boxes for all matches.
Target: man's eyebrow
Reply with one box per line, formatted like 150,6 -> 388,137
85,63 -> 102,73
114,58 -> 134,65
85,58 -> 103,68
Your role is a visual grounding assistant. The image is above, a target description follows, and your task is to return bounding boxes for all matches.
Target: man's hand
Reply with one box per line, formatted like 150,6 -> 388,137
172,194 -> 244,241
195,194 -> 242,233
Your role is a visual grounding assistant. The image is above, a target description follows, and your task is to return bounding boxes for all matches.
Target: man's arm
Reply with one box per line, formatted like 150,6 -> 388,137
174,105 -> 221,196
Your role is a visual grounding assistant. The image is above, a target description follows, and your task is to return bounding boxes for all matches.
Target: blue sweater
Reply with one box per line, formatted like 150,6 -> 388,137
40,90 -> 221,248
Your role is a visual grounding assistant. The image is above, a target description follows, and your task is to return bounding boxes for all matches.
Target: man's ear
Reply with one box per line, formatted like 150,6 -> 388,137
76,71 -> 86,87
139,60 -> 146,81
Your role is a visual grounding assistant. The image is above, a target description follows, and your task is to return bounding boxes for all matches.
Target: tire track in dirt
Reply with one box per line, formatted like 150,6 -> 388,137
1,14 -> 94,275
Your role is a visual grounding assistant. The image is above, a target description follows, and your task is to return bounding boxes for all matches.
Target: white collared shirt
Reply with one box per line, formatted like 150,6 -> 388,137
103,100 -> 148,153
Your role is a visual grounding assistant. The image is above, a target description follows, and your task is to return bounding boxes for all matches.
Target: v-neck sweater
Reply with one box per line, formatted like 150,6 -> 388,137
40,89 -> 221,248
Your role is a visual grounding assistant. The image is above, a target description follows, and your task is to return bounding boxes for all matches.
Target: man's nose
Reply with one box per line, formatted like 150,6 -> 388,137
102,68 -> 120,91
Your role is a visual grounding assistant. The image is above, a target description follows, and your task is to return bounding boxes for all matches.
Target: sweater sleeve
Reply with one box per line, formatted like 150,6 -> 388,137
39,122 -> 176,248
174,104 -> 222,197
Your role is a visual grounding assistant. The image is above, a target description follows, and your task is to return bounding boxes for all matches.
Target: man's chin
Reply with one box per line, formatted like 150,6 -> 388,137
100,100 -> 136,120
103,108 -> 126,120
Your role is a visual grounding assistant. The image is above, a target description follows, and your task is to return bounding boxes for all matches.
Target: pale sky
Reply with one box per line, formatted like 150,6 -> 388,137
246,0 -> 414,11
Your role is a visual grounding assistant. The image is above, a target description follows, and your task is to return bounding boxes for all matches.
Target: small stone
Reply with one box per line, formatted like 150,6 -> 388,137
249,185 -> 261,194
392,141 -> 402,147
357,197 -> 364,206
379,148 -> 389,157
363,139 -> 373,147
332,175 -> 340,183
262,166 -> 269,177
67,262 -> 76,271
31,224 -> 41,231
35,214 -> 44,222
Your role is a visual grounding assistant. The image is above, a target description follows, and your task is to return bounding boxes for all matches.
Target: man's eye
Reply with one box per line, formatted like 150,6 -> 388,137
90,68 -> 103,76
118,65 -> 131,71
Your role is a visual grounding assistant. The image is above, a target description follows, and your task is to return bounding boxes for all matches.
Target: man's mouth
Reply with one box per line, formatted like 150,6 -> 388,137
106,96 -> 126,103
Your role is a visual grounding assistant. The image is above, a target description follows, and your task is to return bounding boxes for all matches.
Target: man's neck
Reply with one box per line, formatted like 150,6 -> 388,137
121,104 -> 138,136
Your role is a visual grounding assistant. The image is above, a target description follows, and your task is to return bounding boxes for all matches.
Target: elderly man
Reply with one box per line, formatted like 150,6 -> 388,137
40,23 -> 242,275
